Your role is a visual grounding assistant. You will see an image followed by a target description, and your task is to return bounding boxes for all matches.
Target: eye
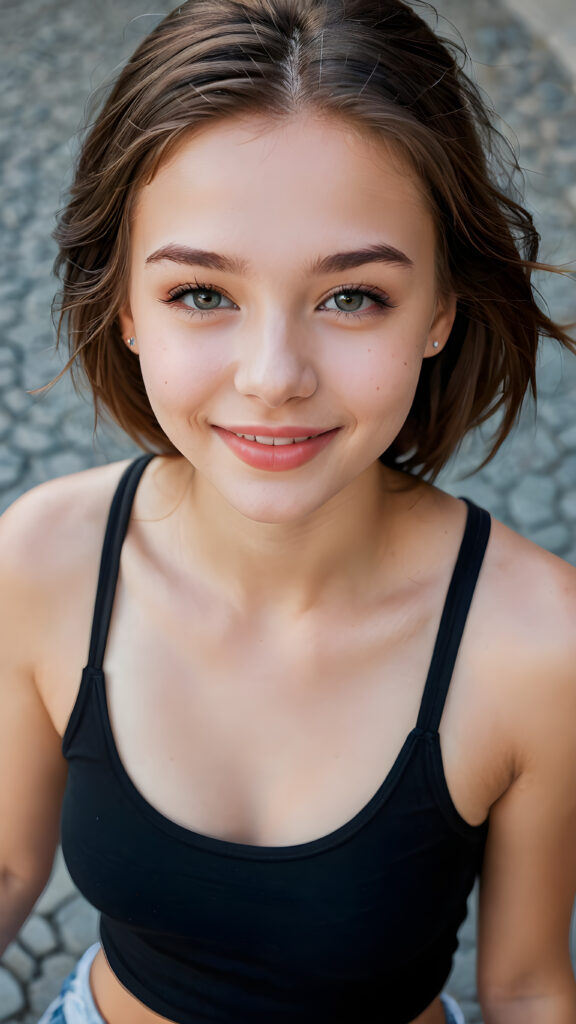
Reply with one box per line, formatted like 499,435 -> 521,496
320,286 -> 393,316
183,287 -> 234,311
164,283 -> 236,314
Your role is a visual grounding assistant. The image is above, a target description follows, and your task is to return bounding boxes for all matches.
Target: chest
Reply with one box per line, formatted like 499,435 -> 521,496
62,694 -> 485,1024
58,558 -> 489,1023
44,530 -> 505,846
100,569 -> 502,843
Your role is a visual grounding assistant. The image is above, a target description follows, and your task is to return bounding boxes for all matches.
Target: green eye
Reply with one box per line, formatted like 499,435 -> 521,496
323,287 -> 392,314
184,288 -> 228,310
165,283 -> 237,315
331,291 -> 366,312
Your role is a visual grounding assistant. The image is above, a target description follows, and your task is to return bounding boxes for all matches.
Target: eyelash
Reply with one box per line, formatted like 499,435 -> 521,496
163,280 -> 234,321
163,279 -> 395,320
322,284 -> 395,319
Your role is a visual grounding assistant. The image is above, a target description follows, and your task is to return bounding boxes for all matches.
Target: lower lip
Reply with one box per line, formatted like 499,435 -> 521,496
213,427 -> 339,471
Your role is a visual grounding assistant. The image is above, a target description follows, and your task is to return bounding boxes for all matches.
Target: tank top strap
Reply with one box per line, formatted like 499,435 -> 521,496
87,454 -> 156,670
416,498 -> 491,734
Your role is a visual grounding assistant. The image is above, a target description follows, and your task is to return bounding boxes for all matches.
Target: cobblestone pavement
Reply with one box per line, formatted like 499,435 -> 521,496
1,0 -> 575,1020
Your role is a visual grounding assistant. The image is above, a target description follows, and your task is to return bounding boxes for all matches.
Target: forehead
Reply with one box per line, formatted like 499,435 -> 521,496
131,113 -> 436,267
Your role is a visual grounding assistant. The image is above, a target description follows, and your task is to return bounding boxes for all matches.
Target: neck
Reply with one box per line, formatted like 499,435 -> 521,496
168,460 -> 420,617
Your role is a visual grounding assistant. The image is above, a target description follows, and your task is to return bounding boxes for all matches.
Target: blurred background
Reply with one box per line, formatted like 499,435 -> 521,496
0,0 -> 574,1020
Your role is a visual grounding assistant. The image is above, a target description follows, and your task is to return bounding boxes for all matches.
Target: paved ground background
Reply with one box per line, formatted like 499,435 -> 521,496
0,0 -> 575,1020
505,0 -> 576,80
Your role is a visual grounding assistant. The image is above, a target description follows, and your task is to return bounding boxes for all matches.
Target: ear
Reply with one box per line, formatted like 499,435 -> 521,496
423,292 -> 457,359
118,303 -> 139,354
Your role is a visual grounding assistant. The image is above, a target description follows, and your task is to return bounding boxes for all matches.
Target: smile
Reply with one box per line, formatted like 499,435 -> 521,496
232,433 -> 314,445
213,426 -> 339,471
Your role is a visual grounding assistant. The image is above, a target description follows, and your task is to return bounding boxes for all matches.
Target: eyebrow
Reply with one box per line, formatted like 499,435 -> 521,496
145,245 -> 249,274
144,242 -> 414,274
311,245 -> 413,274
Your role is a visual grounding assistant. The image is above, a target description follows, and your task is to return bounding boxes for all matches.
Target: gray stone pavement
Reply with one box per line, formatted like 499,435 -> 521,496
0,0 -> 575,1020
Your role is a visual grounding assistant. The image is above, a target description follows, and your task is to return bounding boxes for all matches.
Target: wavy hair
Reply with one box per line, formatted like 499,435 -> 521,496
52,0 -> 575,478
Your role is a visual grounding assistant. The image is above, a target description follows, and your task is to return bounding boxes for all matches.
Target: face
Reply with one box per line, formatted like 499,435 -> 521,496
120,113 -> 456,523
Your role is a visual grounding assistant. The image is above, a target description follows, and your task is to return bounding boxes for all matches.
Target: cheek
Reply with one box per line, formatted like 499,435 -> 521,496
136,336 -> 225,421
339,339 -> 424,412
341,340 -> 425,457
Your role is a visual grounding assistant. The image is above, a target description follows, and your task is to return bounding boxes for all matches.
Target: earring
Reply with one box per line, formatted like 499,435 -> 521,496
432,340 -> 439,349
127,337 -> 135,347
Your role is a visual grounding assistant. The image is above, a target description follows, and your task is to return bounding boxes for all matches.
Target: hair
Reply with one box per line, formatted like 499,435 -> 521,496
52,0 -> 575,479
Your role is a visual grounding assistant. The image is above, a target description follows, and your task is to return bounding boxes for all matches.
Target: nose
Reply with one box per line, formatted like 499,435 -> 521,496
233,317 -> 318,407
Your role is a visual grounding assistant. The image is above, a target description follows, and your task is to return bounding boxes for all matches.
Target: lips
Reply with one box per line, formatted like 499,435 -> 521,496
212,426 -> 339,471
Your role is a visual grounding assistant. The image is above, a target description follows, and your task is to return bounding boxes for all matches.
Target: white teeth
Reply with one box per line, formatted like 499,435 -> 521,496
234,432 -> 314,445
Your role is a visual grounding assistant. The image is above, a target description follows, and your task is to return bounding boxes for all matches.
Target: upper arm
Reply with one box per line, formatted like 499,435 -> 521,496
0,493 -> 69,889
477,555 -> 576,1005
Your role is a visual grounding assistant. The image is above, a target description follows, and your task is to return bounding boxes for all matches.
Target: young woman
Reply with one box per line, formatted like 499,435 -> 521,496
1,1 -> 575,1022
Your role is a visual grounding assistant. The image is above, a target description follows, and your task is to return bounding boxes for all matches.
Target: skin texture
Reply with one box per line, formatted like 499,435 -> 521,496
123,114 -> 454,529
1,114 -> 576,1024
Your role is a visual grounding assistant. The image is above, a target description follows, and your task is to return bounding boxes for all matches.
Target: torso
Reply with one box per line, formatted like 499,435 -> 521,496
28,455 -> 535,1024
88,948 -> 447,1024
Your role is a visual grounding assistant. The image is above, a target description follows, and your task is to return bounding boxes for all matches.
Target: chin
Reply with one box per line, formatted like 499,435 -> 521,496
225,495 -> 328,526
211,477 -> 346,526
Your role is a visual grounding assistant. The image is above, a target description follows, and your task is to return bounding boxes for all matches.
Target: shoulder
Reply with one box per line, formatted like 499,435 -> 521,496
0,458 -> 135,588
483,515 -> 576,664
470,512 -> 576,764
0,458 -> 155,728
0,459 -> 137,668
417,484 -> 576,728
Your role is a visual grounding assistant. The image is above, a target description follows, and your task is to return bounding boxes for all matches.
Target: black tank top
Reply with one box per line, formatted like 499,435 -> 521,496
61,455 -> 491,1024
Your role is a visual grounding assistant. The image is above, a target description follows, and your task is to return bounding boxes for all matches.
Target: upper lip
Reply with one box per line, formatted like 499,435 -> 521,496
217,425 -> 333,438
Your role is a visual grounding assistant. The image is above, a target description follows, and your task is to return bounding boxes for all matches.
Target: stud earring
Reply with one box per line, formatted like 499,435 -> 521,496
127,337 -> 135,348
432,340 -> 439,349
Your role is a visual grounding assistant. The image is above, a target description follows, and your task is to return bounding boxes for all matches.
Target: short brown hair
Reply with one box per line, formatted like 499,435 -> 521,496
53,0 -> 575,479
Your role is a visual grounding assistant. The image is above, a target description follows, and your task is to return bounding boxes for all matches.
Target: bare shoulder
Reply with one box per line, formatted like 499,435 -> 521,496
0,460 -> 135,684
0,459 -> 134,587
484,516 -> 576,661
474,514 -> 576,756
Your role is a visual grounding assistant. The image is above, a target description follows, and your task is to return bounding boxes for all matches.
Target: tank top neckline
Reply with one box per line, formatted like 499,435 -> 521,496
68,453 -> 491,860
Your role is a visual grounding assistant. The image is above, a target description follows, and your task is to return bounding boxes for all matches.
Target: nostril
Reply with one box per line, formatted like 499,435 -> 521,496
234,354 -> 318,404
